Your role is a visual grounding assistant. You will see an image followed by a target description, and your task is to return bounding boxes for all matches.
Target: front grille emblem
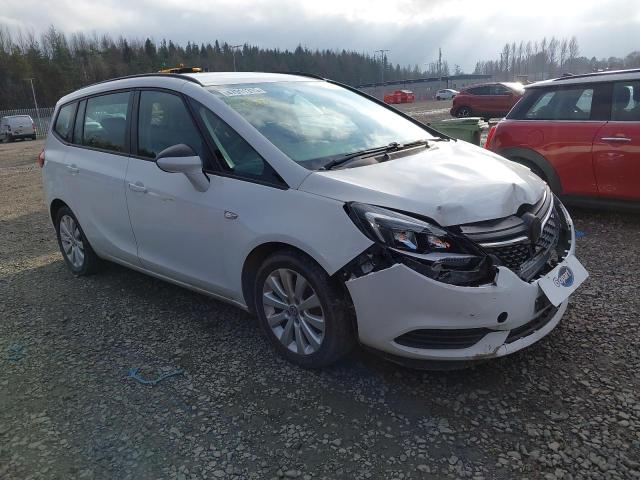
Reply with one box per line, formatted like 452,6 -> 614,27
521,212 -> 543,244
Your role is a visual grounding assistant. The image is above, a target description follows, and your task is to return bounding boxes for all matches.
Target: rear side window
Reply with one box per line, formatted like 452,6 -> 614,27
491,85 -> 510,95
192,101 -> 283,185
611,81 -> 640,121
466,86 -> 490,95
524,87 -> 593,120
82,92 -> 130,153
54,103 -> 76,141
137,91 -> 206,159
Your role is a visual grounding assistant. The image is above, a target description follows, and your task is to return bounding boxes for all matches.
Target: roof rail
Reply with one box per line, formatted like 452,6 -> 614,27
271,71 -> 327,80
85,72 -> 203,89
553,68 -> 640,81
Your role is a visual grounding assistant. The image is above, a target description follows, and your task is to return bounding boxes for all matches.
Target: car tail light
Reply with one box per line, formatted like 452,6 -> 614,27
32,122 -> 36,131
484,125 -> 497,149
37,149 -> 45,168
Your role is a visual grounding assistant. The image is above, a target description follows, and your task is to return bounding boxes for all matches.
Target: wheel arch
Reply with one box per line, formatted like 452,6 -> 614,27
497,147 -> 563,194
455,105 -> 472,117
240,242 -> 356,322
49,198 -> 69,224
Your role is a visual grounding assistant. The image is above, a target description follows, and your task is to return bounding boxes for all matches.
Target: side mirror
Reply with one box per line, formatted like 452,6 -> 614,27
156,144 -> 209,192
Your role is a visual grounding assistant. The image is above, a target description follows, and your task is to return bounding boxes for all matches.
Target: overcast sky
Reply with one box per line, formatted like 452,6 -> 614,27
1,0 -> 638,71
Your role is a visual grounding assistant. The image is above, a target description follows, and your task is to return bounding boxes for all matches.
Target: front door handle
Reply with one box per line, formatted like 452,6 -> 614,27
128,182 -> 148,194
600,137 -> 631,142
66,164 -> 79,174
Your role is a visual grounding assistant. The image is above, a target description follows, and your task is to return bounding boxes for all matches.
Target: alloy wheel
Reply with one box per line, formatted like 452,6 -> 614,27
59,214 -> 85,269
262,268 -> 325,355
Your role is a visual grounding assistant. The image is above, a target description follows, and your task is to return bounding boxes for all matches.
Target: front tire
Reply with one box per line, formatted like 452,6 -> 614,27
54,206 -> 100,276
253,251 -> 355,368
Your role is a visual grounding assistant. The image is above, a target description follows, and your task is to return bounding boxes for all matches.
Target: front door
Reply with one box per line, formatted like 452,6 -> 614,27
124,90 -> 230,294
593,80 -> 640,201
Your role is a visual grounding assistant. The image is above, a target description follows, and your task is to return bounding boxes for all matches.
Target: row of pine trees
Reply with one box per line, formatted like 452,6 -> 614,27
0,26 -> 417,109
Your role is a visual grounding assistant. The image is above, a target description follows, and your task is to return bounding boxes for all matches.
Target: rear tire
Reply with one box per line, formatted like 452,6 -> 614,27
455,106 -> 472,117
54,206 -> 101,276
253,250 -> 355,368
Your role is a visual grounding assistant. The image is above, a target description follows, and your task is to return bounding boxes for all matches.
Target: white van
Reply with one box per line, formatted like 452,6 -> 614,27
0,115 -> 37,142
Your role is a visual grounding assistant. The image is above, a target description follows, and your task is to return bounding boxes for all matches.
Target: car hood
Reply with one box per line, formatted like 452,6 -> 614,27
298,141 -> 546,226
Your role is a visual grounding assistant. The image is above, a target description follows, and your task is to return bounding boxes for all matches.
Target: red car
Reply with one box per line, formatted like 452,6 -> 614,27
486,69 -> 640,206
451,82 -> 524,119
384,89 -> 415,104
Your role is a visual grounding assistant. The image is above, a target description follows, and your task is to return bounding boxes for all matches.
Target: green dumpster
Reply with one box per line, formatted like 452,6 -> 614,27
427,117 -> 487,146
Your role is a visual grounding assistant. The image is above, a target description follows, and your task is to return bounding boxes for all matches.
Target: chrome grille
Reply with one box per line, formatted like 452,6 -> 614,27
482,202 -> 562,280
537,208 -> 559,251
485,242 -> 530,271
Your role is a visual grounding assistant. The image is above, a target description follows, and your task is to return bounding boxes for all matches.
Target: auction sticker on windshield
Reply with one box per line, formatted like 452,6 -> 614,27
216,87 -> 266,97
538,255 -> 588,306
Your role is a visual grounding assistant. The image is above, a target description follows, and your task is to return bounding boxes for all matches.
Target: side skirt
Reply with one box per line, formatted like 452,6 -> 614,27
99,254 -> 250,311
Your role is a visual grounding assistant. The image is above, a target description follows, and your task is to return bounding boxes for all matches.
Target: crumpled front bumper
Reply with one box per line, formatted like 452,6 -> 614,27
346,263 -> 568,361
345,206 -> 577,362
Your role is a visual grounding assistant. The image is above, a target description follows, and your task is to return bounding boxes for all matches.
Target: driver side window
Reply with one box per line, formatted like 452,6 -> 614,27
192,101 -> 283,186
137,90 -> 206,159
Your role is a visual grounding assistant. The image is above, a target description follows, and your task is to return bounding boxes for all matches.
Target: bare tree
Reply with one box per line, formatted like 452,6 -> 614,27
548,37 -> 558,75
517,41 -> 524,74
559,38 -> 568,69
568,36 -> 579,65
502,43 -> 510,78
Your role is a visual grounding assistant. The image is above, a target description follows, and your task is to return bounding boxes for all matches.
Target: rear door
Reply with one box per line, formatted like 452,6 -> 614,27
15,116 -> 33,135
490,84 -> 515,116
593,80 -> 640,200
64,91 -> 139,264
9,117 -> 24,137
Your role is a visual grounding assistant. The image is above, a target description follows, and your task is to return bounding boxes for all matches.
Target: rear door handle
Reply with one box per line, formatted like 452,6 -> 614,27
128,182 -> 147,193
600,137 -> 631,142
66,164 -> 79,174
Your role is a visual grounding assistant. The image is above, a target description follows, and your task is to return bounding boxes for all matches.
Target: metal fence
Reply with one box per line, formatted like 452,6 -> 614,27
0,107 -> 55,138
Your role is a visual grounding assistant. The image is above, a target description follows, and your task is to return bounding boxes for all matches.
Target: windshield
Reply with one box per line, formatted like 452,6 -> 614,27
208,81 -> 433,169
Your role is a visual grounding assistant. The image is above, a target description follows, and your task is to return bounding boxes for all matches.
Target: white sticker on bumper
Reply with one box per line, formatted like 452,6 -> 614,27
538,254 -> 588,307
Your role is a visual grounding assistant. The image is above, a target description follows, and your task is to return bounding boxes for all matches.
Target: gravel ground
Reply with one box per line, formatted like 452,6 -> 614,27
395,99 -> 455,123
1,136 -> 639,480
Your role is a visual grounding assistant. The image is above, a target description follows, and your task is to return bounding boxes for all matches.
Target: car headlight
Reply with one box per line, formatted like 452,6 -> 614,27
348,202 -> 460,254
346,202 -> 494,286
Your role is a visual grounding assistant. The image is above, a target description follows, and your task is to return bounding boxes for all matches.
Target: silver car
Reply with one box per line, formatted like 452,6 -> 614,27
1,115 -> 37,142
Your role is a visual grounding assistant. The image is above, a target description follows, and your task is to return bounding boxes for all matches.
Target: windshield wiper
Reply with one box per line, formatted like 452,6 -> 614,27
321,139 -> 430,170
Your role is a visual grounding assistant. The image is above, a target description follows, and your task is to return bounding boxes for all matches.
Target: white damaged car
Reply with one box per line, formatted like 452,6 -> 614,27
41,72 -> 588,368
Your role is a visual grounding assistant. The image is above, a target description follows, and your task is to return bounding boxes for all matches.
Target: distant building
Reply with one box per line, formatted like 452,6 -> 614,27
356,74 -> 493,101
